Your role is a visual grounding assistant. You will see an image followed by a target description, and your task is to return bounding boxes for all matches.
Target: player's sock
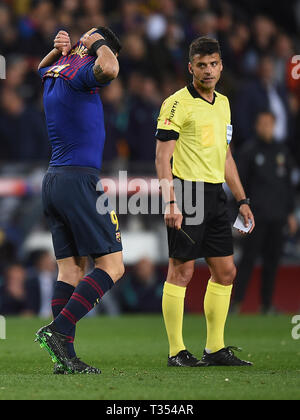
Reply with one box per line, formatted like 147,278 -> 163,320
51,281 -> 76,358
162,282 -> 187,357
53,268 -> 114,336
204,279 -> 233,354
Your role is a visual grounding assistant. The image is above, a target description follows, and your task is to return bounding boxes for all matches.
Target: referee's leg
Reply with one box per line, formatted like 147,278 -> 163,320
204,256 -> 236,353
163,258 -> 195,357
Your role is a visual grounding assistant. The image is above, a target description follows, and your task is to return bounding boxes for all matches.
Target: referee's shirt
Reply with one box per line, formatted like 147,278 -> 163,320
155,84 -> 232,183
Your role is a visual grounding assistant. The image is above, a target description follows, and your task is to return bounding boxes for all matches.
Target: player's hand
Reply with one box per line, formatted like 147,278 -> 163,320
239,204 -> 255,234
54,31 -> 71,56
81,32 -> 105,51
165,203 -> 183,230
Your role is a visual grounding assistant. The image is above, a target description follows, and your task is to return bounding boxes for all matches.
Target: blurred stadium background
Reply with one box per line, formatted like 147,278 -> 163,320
0,0 -> 300,319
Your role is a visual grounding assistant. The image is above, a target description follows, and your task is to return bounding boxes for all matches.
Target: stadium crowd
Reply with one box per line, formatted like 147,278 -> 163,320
0,0 -> 300,314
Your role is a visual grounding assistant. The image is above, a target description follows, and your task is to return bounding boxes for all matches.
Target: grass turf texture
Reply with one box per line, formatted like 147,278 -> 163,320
0,315 -> 299,400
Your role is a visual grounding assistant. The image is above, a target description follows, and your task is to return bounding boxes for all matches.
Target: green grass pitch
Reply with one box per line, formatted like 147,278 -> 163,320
0,315 -> 299,400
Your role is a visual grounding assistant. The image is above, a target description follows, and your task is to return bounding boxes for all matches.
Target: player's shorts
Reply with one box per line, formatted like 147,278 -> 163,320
167,179 -> 233,261
42,166 -> 123,260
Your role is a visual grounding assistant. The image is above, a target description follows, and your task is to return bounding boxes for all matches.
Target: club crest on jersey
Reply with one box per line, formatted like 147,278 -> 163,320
70,44 -> 88,58
116,232 -> 121,243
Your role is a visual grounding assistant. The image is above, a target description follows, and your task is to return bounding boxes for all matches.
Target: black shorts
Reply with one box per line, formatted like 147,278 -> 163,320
167,179 -> 233,261
42,166 -> 123,260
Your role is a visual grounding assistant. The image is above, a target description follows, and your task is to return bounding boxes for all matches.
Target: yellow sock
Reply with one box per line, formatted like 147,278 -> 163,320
162,282 -> 186,357
204,279 -> 233,354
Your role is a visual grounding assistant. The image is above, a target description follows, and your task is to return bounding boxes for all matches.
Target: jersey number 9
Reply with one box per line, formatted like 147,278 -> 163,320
110,210 -> 119,231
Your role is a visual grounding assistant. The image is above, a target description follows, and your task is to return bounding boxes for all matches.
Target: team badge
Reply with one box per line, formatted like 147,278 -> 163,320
116,232 -> 121,243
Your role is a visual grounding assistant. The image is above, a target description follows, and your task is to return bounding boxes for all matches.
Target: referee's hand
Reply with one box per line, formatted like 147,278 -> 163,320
165,203 -> 183,230
239,204 -> 255,234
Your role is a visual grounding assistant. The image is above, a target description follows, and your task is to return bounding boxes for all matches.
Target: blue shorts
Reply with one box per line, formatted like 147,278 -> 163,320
42,166 -> 123,260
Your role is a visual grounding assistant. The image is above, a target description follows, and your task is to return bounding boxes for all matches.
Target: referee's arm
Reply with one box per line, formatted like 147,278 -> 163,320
225,147 -> 255,233
155,140 -> 183,230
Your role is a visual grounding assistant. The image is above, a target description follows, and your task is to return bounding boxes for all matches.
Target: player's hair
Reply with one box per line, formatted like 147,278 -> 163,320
189,37 -> 221,61
95,27 -> 122,55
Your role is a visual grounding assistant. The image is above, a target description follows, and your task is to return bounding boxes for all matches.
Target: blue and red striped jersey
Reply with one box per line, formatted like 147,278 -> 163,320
39,41 -> 110,170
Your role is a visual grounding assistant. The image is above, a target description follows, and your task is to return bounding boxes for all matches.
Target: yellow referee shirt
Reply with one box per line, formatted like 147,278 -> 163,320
156,84 -> 232,183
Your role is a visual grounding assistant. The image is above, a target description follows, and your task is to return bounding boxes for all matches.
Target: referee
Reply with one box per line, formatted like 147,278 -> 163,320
155,37 -> 255,367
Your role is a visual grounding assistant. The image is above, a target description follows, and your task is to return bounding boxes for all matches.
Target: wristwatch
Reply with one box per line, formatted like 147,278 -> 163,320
238,198 -> 251,207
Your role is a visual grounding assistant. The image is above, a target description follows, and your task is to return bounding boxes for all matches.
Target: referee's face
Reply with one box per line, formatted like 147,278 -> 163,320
189,53 -> 223,91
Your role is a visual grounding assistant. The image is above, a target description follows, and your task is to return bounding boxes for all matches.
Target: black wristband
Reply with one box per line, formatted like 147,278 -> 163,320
165,200 -> 177,205
238,198 -> 251,207
89,39 -> 108,56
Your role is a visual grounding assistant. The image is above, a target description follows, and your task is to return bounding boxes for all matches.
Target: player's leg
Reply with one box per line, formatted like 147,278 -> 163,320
50,256 -> 88,374
201,255 -> 252,366
57,256 -> 88,287
36,167 -> 124,372
93,251 -> 125,283
52,256 -> 88,359
37,169 -> 86,371
45,167 -> 124,335
163,258 -> 204,367
52,251 -> 124,335
37,252 -> 124,373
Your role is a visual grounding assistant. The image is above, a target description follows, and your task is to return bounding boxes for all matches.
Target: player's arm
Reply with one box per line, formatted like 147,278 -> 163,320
81,32 -> 119,84
225,146 -> 255,233
38,31 -> 71,70
155,140 -> 183,230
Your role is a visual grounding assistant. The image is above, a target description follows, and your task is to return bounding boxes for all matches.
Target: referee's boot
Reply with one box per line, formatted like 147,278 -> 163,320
168,350 -> 207,367
201,346 -> 253,367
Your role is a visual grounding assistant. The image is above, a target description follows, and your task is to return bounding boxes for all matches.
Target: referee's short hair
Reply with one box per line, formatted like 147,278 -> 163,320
189,37 -> 221,61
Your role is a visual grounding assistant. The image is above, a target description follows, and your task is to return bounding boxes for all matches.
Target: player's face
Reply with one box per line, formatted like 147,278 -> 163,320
189,53 -> 223,91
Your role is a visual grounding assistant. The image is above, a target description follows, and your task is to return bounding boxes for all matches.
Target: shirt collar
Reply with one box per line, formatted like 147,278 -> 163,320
187,83 -> 217,105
